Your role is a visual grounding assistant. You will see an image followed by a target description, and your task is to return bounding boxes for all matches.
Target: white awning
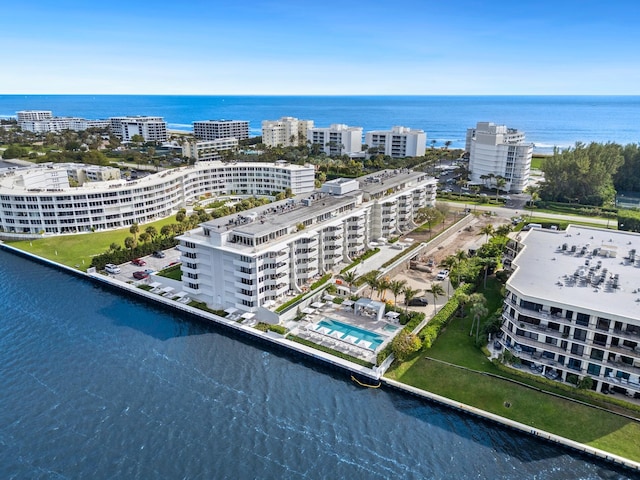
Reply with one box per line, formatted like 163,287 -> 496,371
224,307 -> 238,315
241,312 -> 256,320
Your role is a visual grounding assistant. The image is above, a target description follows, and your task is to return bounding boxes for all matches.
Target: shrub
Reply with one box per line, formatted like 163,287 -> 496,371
418,283 -> 475,348
391,330 -> 422,361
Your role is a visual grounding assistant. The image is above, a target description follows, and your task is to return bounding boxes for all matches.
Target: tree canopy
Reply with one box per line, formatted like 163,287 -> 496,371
540,142 -> 624,206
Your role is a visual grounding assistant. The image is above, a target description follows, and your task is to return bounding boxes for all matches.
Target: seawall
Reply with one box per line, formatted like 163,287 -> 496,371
1,242 -> 639,473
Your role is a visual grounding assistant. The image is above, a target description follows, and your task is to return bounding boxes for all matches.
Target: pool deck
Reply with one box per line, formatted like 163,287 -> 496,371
287,302 -> 402,363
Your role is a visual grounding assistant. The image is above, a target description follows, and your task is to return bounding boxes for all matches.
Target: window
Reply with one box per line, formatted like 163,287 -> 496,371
520,300 -> 543,311
596,317 -> 610,331
570,344 -> 584,356
567,358 -> 582,371
587,363 -> 601,376
593,333 -> 607,346
590,348 -> 604,361
573,328 -> 587,342
576,312 -> 590,326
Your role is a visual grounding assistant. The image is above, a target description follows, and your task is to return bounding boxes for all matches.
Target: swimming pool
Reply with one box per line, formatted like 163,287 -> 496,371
316,318 -> 386,350
383,324 -> 399,333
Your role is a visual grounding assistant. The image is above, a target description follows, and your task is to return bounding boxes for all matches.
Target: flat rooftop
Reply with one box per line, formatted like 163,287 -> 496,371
509,225 -> 640,321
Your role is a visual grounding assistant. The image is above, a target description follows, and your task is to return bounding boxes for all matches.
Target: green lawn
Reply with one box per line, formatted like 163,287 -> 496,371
6,216 -> 179,271
387,278 -> 640,462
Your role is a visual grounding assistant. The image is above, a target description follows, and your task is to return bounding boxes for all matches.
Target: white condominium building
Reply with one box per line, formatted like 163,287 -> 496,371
17,110 -> 53,122
193,120 -> 249,141
182,138 -> 239,161
467,121 -> 532,193
17,110 -> 109,133
0,161 -> 314,235
308,124 -> 363,156
261,117 -> 314,147
501,225 -> 640,397
66,166 -> 121,185
109,116 -> 168,142
365,126 -> 426,158
177,169 -> 437,313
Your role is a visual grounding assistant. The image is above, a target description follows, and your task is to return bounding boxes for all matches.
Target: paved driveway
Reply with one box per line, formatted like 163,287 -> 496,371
105,247 -> 182,283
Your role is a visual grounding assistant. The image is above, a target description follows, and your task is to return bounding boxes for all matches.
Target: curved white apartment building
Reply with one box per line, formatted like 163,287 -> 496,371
0,161 -> 315,235
177,169 -> 437,313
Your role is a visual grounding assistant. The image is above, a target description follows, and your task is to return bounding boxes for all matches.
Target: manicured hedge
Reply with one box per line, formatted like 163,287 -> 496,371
418,283 -> 475,348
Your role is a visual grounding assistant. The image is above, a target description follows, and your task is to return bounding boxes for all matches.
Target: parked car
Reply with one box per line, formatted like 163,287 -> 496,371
105,263 -> 121,274
133,271 -> 149,280
131,258 -> 146,266
436,269 -> 450,280
152,251 -> 166,258
407,297 -> 429,307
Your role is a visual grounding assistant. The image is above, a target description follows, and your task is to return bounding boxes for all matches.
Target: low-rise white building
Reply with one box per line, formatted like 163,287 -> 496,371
308,124 -> 363,156
182,138 -> 239,161
110,116 -> 168,142
176,169 -> 437,313
501,225 -> 640,397
0,161 -> 315,235
193,120 -> 249,141
17,110 -> 53,122
467,121 -> 532,193
365,126 -> 426,158
261,117 -> 314,147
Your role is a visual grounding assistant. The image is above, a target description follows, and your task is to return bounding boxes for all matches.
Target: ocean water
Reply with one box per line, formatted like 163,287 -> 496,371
1,95 -> 639,152
0,249 -> 634,479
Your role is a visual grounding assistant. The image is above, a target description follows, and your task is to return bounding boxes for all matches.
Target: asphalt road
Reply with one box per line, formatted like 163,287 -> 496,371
440,200 -> 611,227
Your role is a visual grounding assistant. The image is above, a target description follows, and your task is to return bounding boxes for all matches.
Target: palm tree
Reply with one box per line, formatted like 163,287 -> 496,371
342,270 -> 357,291
479,224 -> 495,243
495,224 -> 513,237
468,293 -> 487,340
389,279 -> 407,306
495,176 -> 507,202
129,223 -> 139,241
145,225 -> 158,241
429,283 -> 445,313
377,277 -> 391,301
363,271 -> 380,299
443,255 -> 457,286
402,286 -> 420,314
456,292 -> 470,319
124,236 -> 136,251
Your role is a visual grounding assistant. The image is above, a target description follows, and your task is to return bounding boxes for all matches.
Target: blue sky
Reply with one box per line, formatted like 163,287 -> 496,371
3,0 -> 640,94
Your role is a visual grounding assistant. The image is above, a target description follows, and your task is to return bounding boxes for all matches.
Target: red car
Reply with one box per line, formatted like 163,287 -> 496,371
133,271 -> 149,280
131,258 -> 146,266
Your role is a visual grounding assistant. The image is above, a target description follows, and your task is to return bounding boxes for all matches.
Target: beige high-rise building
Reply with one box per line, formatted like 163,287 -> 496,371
261,117 -> 314,147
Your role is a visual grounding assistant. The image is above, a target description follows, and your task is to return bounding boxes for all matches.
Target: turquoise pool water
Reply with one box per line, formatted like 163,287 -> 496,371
316,318 -> 385,350
383,324 -> 399,332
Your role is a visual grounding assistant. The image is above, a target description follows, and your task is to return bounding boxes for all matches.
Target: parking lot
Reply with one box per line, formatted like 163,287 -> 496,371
103,247 -> 182,283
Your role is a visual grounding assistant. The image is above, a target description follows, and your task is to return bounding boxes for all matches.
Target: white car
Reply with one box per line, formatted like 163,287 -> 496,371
436,269 -> 449,280
105,263 -> 121,274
